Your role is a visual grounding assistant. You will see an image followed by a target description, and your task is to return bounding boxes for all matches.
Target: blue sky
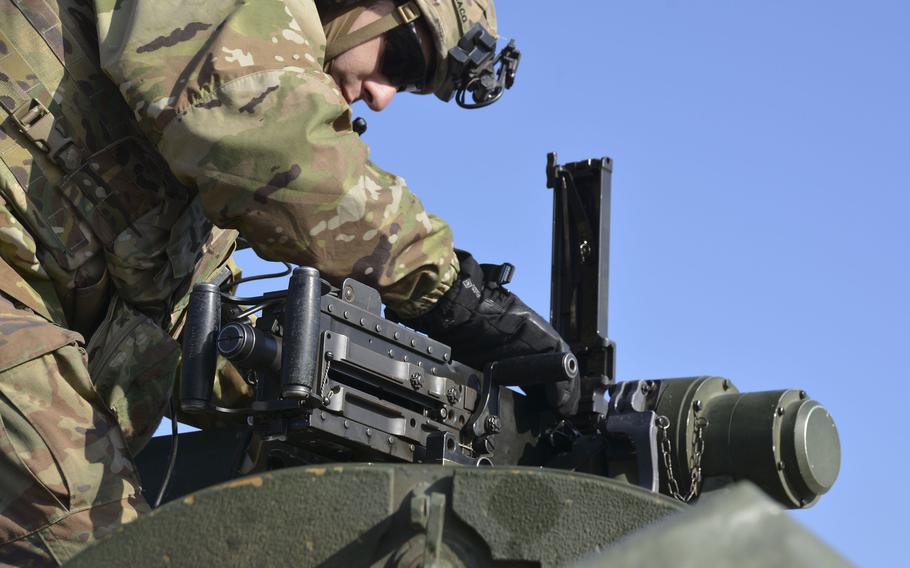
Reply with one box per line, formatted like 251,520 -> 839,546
160,1 -> 907,565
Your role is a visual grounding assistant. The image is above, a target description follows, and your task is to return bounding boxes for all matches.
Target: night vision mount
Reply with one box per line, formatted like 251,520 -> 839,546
439,23 -> 520,109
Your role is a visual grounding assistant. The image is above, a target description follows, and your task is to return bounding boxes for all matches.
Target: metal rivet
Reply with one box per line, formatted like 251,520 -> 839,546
389,349 -> 395,358
365,428 -> 372,437
320,412 -> 326,420
344,311 -> 350,319
343,420 -> 349,429
722,380 -> 730,390
375,324 -> 382,332
387,436 -> 394,445
394,331 -> 401,340
327,304 -> 335,312
417,361 -> 423,367
427,346 -> 434,354
693,400 -> 703,412
326,351 -> 334,360
777,461 -> 786,471
799,390 -> 808,400
360,318 -> 366,326
443,352 -> 449,361
409,444 -> 415,452
431,368 -> 438,375
411,339 -> 417,347
776,406 -> 785,417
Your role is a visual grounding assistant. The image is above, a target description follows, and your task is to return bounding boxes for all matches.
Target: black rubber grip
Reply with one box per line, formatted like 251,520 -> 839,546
180,283 -> 221,412
280,267 -> 322,400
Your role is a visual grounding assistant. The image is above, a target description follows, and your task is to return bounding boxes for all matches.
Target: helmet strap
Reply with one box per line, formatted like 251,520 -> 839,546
324,1 -> 421,62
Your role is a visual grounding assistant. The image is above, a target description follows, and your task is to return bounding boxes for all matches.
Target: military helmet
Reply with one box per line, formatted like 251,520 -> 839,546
321,0 -> 519,107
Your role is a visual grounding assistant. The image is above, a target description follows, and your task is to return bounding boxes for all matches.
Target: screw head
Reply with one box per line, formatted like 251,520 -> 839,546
327,304 -> 334,312
485,415 -> 502,434
438,407 -> 448,420
344,286 -> 355,301
446,386 -> 460,405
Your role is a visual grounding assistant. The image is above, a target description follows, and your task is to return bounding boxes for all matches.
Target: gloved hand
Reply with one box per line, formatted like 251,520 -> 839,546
389,250 -> 579,416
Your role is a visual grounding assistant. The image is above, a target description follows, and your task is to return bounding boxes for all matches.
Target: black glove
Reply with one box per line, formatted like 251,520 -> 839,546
389,250 -> 579,416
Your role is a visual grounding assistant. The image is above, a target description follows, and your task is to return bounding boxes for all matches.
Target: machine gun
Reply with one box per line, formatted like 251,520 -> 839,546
170,154 -> 840,511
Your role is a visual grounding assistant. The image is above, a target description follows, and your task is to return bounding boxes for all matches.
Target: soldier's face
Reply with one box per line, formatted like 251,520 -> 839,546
329,1 -> 432,111
330,3 -> 398,111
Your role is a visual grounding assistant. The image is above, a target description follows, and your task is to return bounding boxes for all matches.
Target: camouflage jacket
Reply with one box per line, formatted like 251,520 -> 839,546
98,0 -> 458,317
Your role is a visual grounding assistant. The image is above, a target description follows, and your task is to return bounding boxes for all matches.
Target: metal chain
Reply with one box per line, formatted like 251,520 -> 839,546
656,414 -> 708,503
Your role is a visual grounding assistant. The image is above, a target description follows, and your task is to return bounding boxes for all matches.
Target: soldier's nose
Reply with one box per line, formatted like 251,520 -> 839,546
362,80 -> 397,111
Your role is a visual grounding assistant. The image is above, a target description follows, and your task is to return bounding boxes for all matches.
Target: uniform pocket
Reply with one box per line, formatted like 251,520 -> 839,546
55,137 -> 185,249
87,296 -> 181,455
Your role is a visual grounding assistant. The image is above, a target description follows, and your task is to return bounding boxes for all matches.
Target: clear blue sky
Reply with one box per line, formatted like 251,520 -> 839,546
161,1 -> 908,565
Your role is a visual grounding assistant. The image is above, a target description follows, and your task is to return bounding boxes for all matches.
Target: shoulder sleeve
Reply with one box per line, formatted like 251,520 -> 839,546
95,0 -> 457,316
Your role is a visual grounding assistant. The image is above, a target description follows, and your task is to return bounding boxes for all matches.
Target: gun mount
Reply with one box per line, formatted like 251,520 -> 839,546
75,155 -> 844,566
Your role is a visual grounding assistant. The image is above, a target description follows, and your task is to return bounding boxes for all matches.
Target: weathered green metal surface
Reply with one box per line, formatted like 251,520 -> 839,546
569,482 -> 853,568
68,464 -> 684,567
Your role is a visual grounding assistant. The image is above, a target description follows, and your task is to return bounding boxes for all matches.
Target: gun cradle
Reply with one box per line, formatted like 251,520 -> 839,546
181,275 -> 545,471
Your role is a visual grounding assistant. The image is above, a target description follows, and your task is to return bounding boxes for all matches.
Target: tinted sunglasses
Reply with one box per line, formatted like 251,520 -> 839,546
381,21 -> 432,92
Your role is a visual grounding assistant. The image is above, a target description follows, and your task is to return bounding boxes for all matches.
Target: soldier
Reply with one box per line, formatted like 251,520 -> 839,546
0,0 -> 576,564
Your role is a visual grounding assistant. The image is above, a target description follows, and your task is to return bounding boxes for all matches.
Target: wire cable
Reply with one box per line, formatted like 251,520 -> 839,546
154,395 -> 180,508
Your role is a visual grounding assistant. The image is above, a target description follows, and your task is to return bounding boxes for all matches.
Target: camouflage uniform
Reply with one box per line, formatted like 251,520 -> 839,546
0,0 -> 457,563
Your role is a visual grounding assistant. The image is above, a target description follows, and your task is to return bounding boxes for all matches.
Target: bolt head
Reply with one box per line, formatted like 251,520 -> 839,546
485,415 -> 502,434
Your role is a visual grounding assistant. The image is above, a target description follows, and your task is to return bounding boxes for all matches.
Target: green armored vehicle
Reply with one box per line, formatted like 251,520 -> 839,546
69,155 -> 843,567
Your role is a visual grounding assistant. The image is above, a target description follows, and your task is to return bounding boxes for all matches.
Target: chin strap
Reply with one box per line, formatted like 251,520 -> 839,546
324,1 -> 421,61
